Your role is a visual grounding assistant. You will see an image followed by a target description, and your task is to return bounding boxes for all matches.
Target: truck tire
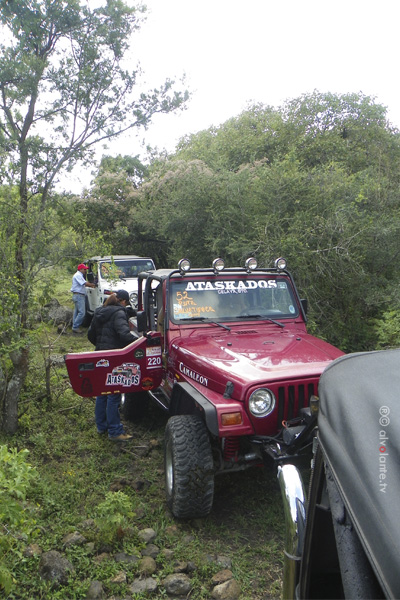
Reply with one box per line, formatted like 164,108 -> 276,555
81,297 -> 93,328
123,392 -> 149,421
164,415 -> 214,519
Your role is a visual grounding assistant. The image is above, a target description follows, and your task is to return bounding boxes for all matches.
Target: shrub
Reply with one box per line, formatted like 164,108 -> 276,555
0,445 -> 38,594
94,490 -> 136,546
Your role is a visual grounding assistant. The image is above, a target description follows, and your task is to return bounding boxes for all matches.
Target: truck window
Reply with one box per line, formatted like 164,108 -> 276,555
169,277 -> 299,322
100,260 -> 154,279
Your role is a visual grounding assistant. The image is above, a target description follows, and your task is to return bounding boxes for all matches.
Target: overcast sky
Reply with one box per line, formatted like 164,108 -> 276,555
65,0 -> 400,191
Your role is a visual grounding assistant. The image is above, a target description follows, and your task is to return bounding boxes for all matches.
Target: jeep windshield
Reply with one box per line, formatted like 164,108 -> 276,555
99,259 -> 155,280
169,275 -> 300,323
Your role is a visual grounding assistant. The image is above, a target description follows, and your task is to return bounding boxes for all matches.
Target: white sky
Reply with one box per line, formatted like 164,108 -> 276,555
65,0 -> 400,191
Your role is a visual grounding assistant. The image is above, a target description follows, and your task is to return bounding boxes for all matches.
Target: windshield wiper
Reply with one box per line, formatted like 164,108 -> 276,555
238,315 -> 285,328
183,317 -> 231,331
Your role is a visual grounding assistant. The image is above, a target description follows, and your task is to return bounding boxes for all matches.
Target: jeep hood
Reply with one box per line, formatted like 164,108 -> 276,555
173,327 -> 344,394
107,279 -> 138,292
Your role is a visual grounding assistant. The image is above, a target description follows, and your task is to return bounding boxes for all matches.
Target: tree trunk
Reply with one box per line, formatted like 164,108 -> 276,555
1,347 -> 29,434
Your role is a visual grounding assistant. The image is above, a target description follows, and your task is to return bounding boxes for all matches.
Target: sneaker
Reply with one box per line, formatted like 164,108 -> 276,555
72,328 -> 84,334
109,433 -> 133,442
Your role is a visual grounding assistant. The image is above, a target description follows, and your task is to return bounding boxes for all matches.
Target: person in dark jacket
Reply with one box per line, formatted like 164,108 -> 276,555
88,290 -> 134,441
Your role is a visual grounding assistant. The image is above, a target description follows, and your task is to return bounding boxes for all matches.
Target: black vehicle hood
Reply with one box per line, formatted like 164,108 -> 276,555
318,349 -> 400,599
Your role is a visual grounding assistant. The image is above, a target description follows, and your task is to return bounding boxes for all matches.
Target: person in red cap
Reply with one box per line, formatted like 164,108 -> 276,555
70,263 -> 96,334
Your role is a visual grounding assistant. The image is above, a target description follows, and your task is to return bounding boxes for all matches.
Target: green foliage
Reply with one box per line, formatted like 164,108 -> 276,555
0,328 -> 285,599
114,91 -> 400,352
94,490 -> 137,546
0,0 -> 186,186
75,154 -> 161,257
0,186 -> 21,346
97,154 -> 149,187
374,310 -> 400,349
176,103 -> 287,171
282,91 -> 397,172
0,445 -> 38,595
0,0 -> 188,432
0,446 -> 37,512
0,561 -> 12,596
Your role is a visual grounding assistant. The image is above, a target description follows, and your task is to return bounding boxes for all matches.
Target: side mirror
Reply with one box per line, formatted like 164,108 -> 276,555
136,310 -> 148,332
301,299 -> 308,315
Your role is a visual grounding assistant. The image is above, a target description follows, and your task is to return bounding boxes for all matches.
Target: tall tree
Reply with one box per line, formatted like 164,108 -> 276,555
135,93 -> 400,351
0,0 -> 188,433
78,155 -> 147,255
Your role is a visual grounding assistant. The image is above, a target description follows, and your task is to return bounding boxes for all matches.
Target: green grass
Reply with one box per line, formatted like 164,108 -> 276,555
0,283 -> 286,599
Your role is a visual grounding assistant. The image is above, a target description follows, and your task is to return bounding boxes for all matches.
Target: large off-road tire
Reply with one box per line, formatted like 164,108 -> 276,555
164,415 -> 214,519
81,297 -> 93,328
122,392 -> 149,421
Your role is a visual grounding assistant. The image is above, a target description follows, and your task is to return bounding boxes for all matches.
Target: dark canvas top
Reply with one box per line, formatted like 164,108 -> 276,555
318,349 -> 400,599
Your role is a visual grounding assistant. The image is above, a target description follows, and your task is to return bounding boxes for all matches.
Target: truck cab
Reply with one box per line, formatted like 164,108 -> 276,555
85,255 -> 156,315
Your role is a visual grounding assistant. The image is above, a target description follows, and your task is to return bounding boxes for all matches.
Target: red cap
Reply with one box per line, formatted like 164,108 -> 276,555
77,263 -> 88,270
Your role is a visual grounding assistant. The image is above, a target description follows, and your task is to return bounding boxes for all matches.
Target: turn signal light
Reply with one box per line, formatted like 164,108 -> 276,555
221,412 -> 243,426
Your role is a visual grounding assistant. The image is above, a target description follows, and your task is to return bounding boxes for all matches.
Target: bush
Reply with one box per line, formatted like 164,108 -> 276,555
374,310 -> 400,349
0,445 -> 38,594
94,490 -> 136,546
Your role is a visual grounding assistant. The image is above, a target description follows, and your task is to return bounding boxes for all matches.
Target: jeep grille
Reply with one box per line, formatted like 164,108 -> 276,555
276,380 -> 317,426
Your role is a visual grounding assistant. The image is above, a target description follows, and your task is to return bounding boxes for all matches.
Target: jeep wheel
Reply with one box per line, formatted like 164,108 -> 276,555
81,297 -> 93,327
122,392 -> 149,421
164,415 -> 214,519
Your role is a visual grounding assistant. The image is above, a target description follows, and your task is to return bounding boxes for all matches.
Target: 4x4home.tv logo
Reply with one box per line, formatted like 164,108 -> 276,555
378,405 -> 390,494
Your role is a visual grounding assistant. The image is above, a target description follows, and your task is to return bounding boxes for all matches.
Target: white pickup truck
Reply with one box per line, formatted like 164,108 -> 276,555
84,255 -> 155,319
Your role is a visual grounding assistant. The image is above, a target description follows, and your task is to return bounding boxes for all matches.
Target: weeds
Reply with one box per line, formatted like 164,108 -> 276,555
0,309 -> 285,598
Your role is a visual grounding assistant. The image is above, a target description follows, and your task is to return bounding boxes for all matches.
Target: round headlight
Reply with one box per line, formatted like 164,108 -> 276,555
248,388 -> 275,417
212,258 -> 225,272
245,257 -> 258,271
178,258 -> 191,273
274,257 -> 287,270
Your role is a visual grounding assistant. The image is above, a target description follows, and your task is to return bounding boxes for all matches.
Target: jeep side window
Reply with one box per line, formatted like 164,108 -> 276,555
87,263 -> 96,283
100,263 -> 110,278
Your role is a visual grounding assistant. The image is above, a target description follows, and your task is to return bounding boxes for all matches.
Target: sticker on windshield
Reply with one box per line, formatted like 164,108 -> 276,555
173,290 -> 216,319
184,280 -> 278,293
289,305 -> 295,314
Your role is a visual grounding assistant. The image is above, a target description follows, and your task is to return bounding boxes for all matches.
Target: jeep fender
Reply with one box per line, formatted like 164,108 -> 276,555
170,382 -> 219,437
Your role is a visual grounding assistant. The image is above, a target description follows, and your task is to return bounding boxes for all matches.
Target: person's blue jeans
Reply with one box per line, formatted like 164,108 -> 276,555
72,293 -> 86,329
95,394 -> 124,438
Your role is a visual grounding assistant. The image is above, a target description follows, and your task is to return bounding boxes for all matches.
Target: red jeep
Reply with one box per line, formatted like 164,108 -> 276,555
65,257 -> 344,518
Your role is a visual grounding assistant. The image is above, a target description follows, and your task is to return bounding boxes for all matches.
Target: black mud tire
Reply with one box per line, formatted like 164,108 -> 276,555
164,415 -> 214,519
81,298 -> 93,328
122,392 -> 149,421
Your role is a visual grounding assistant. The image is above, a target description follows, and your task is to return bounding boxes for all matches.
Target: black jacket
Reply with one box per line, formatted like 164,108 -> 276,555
88,304 -> 134,351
